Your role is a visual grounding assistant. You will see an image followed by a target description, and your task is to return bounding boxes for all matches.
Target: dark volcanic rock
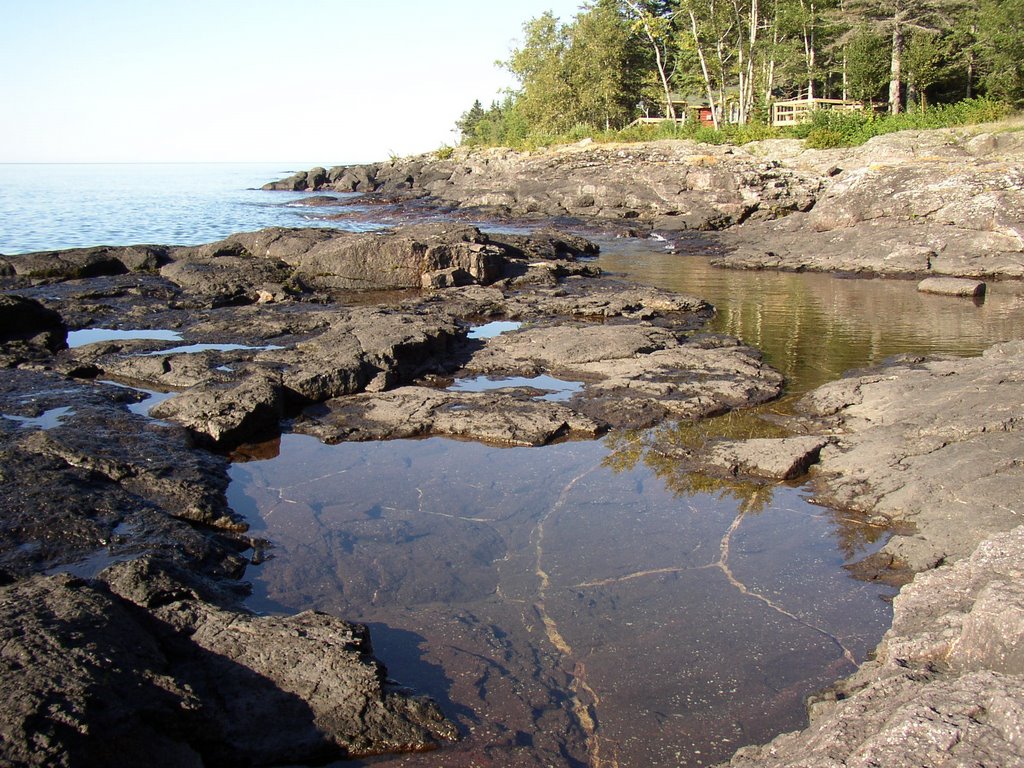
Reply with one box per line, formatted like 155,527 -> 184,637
0,369 -> 247,579
282,141 -> 820,227
165,224 -> 511,295
270,125 -> 1024,279
0,566 -> 454,768
1,219 -> 795,767
296,385 -> 604,446
149,368 -> 285,447
0,294 -> 68,355
4,244 -> 171,281
0,368 -> 457,766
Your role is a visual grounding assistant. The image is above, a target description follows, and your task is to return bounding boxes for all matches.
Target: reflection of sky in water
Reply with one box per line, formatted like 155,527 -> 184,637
67,328 -> 183,348
1,406 -> 74,430
467,321 -> 522,340
229,433 -> 895,767
448,374 -> 584,402
98,380 -> 176,418
142,342 -> 284,356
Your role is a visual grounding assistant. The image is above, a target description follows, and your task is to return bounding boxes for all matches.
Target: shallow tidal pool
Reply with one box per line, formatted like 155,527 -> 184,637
229,431 -> 895,767
227,236 -> 1024,767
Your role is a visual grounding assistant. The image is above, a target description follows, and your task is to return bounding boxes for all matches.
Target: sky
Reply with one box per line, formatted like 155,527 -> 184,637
0,0 -> 584,164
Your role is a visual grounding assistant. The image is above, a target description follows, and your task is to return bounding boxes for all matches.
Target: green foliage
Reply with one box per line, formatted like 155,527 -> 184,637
975,0 -> 1024,105
845,25 -> 890,104
798,97 -> 1011,148
434,144 -> 454,160
455,0 -> 1022,149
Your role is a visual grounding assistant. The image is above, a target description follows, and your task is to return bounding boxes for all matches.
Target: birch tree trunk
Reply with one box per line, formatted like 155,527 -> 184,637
687,8 -> 721,129
889,21 -> 904,113
623,1 -> 676,119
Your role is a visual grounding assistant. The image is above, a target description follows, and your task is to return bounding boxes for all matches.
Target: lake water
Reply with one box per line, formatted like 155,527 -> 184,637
7,164 -> 1024,767
0,163 -> 371,254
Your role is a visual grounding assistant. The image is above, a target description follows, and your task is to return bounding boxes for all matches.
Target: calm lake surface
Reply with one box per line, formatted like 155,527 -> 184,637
8,164 -> 1024,766
0,163 -> 371,254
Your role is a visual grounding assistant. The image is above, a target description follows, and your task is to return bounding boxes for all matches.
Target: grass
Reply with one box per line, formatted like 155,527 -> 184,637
795,98 -> 1013,148
460,98 -> 1014,153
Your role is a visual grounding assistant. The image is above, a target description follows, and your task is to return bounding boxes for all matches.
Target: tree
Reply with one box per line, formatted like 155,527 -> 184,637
456,100 -> 486,142
567,0 -> 646,129
974,0 -> 1024,104
503,12 -> 574,132
842,0 -> 970,113
621,0 -> 679,118
903,30 -> 945,107
844,25 -> 889,102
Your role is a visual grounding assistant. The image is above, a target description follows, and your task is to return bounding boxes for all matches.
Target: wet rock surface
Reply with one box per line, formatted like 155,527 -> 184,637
0,223 -> 786,766
723,525 -> 1024,768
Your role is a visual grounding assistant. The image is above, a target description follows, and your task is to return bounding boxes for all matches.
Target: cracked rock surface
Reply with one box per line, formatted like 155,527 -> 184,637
715,128 -> 1024,278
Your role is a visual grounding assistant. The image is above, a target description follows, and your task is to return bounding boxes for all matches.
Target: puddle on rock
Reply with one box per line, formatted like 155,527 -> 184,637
1,406 -> 75,430
67,328 -> 183,348
229,433 -> 895,767
448,374 -> 584,402
99,380 -> 176,418
142,342 -> 285,356
467,321 -> 523,340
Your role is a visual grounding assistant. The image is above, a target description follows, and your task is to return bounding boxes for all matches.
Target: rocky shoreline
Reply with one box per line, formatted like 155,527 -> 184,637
267,120 -> 1024,280
0,223 -> 784,765
2,122 -> 1022,765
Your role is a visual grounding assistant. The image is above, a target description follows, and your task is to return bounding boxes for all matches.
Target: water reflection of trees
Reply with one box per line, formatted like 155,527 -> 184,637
602,413 -> 891,563
602,411 -> 791,514
599,245 -> 1024,397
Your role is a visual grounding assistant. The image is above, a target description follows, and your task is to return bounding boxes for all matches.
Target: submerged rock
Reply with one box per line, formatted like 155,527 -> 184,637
723,526 -> 1024,768
0,368 -> 458,766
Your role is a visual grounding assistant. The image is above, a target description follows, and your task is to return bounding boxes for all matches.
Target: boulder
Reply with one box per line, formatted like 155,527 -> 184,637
917,276 -> 987,297
150,369 -> 285,447
706,436 -> 831,480
3,245 -> 170,280
0,294 -> 67,353
167,224 -> 513,292
261,170 -> 308,191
